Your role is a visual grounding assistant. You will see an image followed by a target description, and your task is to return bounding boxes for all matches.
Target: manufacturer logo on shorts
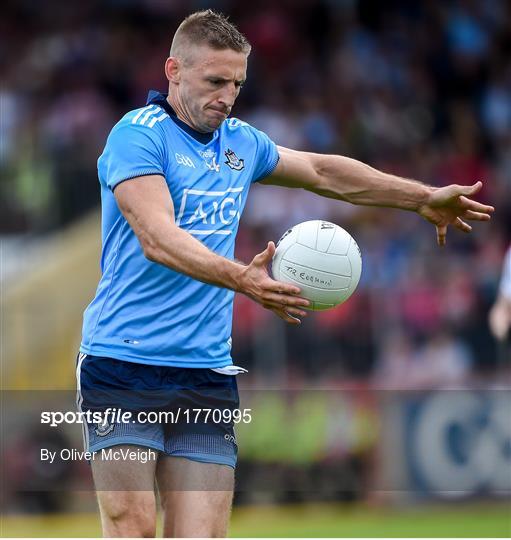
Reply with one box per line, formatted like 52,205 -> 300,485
224,148 -> 244,171
224,433 -> 237,444
95,420 -> 114,437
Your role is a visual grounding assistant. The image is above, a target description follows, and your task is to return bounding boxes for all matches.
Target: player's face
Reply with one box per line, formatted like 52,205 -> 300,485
176,47 -> 247,133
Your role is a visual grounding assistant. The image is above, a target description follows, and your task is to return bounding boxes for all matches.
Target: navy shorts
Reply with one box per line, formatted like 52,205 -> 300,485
76,354 -> 239,468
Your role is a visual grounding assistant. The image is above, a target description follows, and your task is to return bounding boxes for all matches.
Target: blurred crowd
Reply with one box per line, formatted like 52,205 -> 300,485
2,0 -> 510,382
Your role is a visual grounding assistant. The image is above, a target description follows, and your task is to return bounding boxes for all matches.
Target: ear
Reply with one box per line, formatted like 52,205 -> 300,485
165,57 -> 180,83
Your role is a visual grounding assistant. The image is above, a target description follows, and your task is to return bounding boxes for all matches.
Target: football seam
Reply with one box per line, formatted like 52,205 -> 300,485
325,226 -> 336,253
278,270 -> 350,291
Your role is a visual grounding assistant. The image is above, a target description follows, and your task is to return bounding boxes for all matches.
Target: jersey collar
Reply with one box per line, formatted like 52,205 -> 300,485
146,90 -> 215,144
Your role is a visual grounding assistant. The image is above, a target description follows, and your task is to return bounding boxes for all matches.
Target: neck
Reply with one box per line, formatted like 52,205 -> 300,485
166,92 -> 208,134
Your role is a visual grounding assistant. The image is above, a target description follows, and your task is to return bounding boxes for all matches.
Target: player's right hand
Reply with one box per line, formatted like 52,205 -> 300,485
238,241 -> 310,324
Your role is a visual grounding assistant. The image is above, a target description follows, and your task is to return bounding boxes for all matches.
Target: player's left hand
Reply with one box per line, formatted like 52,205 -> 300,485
417,181 -> 494,246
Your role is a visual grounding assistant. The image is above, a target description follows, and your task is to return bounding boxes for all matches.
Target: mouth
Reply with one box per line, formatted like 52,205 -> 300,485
207,107 -> 229,118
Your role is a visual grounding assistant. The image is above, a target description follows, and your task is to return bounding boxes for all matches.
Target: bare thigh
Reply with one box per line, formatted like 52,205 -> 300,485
156,456 -> 234,538
91,445 -> 159,537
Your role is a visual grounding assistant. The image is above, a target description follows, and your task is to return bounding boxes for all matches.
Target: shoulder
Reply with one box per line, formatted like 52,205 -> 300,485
224,117 -> 250,130
223,116 -> 261,136
102,105 -> 172,158
99,105 -> 173,173
110,105 -> 171,139
222,116 -> 273,144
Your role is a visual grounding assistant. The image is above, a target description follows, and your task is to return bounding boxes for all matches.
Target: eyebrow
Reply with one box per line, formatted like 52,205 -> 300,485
207,76 -> 246,85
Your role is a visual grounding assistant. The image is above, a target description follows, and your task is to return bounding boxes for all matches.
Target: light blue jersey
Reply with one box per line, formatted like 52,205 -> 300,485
80,91 -> 279,367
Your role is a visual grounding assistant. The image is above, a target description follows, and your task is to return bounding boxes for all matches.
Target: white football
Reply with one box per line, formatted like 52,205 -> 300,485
272,220 -> 362,311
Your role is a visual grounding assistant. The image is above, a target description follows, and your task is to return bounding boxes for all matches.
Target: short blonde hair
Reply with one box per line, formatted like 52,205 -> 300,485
170,9 -> 251,62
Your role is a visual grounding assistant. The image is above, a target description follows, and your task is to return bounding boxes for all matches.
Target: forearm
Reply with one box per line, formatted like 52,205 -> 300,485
310,154 -> 432,211
139,215 -> 245,291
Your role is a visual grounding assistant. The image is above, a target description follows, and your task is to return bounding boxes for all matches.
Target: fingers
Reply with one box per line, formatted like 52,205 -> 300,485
436,224 -> 447,247
285,306 -> 308,317
428,181 -> 493,246
459,195 -> 494,214
262,296 -> 309,323
461,181 -> 483,196
438,218 -> 472,244
267,241 -> 276,257
263,291 -> 310,308
454,217 -> 472,233
265,302 -> 308,316
252,241 -> 276,267
266,279 -> 302,296
462,209 -> 492,221
271,307 -> 303,325
261,279 -> 310,324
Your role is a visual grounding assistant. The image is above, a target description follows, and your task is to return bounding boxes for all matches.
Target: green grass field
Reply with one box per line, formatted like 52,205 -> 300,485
1,502 -> 510,537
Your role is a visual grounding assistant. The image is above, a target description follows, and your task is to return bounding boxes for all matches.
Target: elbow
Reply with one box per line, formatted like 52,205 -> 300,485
309,175 -> 346,202
138,220 -> 179,265
143,245 -> 158,263
140,236 -> 160,263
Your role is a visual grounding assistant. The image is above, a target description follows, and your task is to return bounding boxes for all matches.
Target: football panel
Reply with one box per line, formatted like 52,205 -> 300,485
311,301 -> 336,311
271,246 -> 282,280
328,227 -> 352,255
273,270 -> 351,306
344,239 -> 362,298
280,259 -> 352,290
283,244 -> 352,277
315,221 -> 337,252
272,226 -> 300,279
296,220 -> 320,249
275,225 -> 299,250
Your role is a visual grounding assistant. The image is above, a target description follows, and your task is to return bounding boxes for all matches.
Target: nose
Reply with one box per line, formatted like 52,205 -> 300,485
217,82 -> 237,109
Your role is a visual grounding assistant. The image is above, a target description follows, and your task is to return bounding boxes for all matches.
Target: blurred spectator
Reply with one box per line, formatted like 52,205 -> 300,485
1,425 -> 74,513
373,329 -> 472,389
488,246 -> 511,342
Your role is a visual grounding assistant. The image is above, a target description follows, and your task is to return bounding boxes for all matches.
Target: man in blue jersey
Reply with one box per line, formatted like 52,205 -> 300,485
78,9 -> 494,537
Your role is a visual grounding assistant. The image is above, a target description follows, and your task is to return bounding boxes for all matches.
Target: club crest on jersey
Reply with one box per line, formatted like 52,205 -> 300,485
224,148 -> 245,171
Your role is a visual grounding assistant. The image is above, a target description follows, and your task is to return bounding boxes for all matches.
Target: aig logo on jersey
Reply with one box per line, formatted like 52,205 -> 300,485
176,187 -> 243,236
224,148 -> 244,171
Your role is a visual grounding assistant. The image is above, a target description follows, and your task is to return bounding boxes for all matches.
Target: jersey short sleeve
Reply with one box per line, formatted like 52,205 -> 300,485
500,247 -> 511,300
249,126 -> 280,183
98,112 -> 167,191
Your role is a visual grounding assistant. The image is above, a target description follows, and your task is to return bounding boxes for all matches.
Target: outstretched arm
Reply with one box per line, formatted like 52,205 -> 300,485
263,146 -> 494,246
